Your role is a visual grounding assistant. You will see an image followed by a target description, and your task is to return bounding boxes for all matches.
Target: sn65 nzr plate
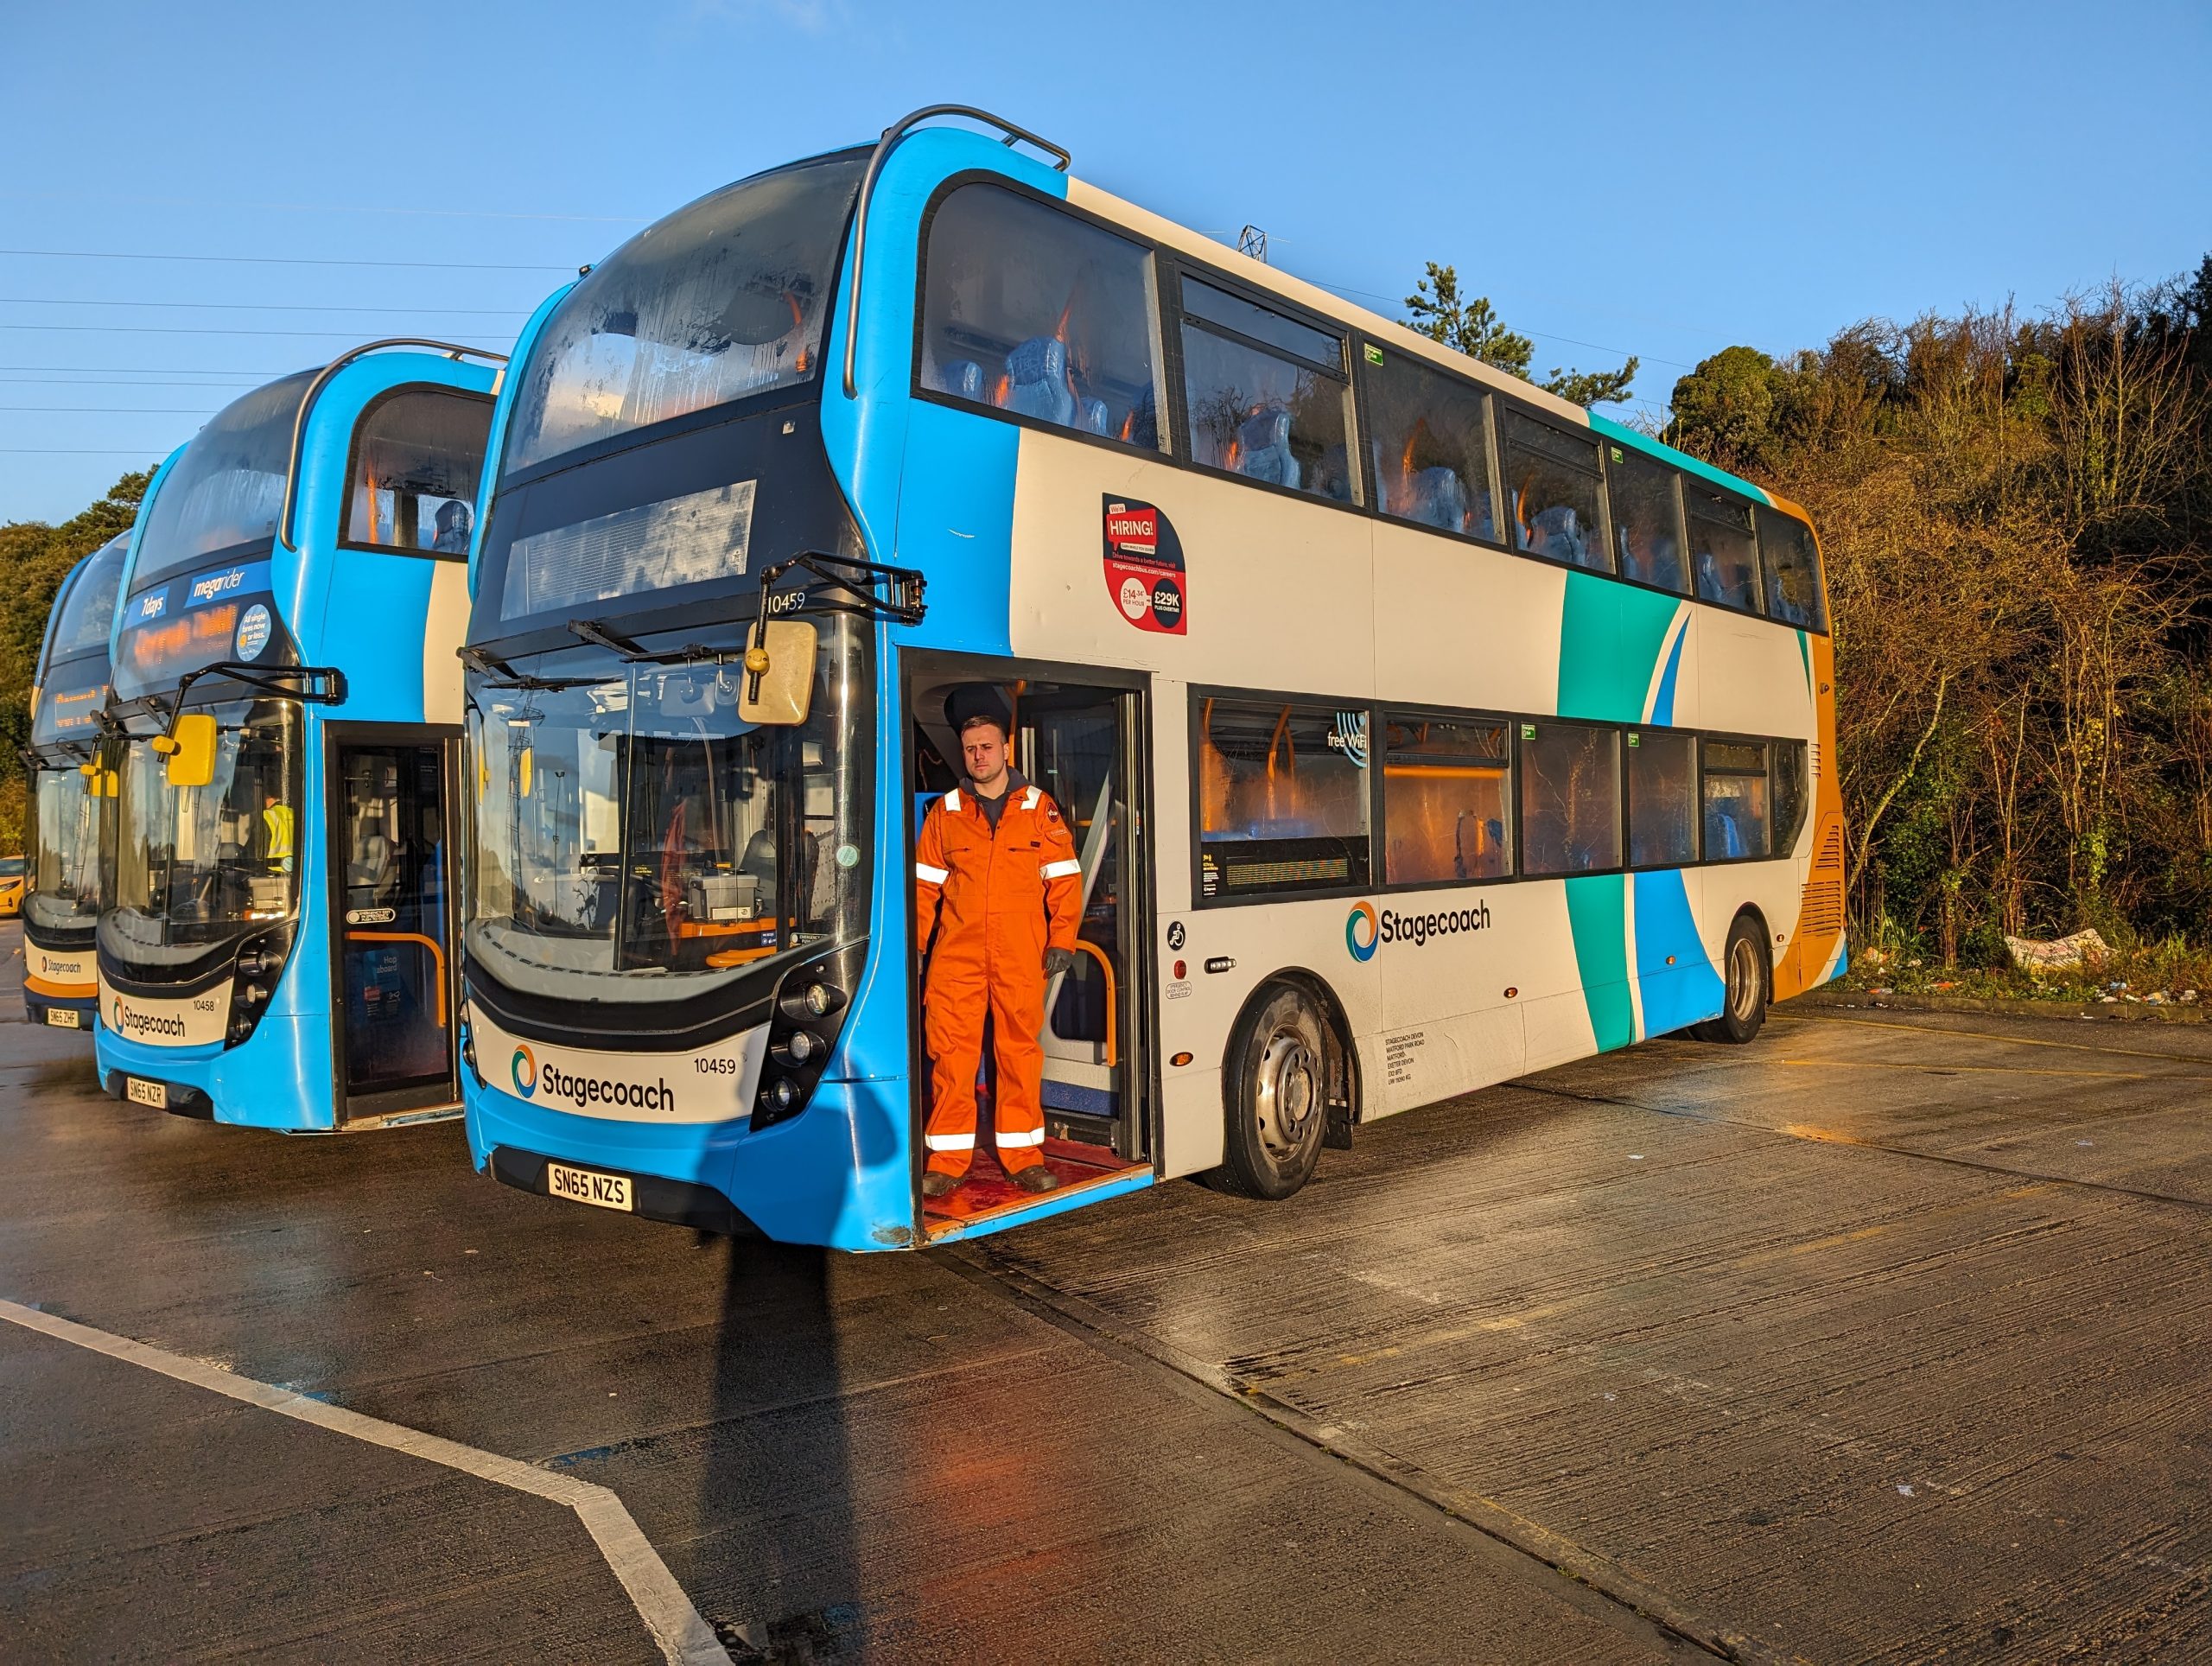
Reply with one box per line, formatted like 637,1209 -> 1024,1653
45,1008 -> 82,1029
125,1077 -> 167,1108
546,1160 -> 632,1212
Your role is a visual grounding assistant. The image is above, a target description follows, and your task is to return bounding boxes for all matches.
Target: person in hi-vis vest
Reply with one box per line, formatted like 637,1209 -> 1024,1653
912,685 -> 1083,1198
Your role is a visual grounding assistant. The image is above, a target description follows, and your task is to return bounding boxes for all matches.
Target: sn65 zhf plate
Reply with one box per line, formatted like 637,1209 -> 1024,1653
546,1161 -> 632,1212
45,1008 -> 82,1029
125,1077 -> 167,1109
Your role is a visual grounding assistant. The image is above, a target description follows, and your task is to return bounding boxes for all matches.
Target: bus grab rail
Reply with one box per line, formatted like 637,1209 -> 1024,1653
344,930 -> 448,1029
278,339 -> 510,553
842,105 -> 1071,398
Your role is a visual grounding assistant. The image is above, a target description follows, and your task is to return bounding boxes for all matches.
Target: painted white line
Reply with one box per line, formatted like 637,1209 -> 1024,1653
0,1297 -> 729,1666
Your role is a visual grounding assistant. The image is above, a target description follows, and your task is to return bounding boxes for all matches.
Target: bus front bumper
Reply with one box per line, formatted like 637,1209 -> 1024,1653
98,1013 -> 335,1130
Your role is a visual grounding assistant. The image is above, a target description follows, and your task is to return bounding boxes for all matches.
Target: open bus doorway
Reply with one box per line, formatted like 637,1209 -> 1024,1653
327,728 -> 461,1124
905,662 -> 1153,1236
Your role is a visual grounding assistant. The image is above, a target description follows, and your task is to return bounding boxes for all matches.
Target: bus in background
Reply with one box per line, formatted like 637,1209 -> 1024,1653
96,342 -> 501,1129
457,107 -> 1843,1251
21,533 -> 130,1028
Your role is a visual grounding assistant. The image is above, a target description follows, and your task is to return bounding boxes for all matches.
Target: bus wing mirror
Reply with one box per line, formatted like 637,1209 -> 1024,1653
160,713 -> 219,788
738,621 -> 817,727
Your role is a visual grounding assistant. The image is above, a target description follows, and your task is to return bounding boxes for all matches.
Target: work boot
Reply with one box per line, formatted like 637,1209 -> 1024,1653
1011,1164 -> 1059,1194
921,1170 -> 963,1199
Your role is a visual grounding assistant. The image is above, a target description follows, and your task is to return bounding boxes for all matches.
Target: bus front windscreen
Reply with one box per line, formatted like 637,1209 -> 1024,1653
132,370 -> 316,589
501,151 -> 865,476
465,613 -> 868,1006
26,766 -> 103,936
106,701 -> 302,961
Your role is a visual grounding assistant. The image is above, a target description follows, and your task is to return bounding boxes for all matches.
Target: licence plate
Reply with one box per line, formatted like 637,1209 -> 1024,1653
45,1008 -> 82,1029
125,1077 -> 167,1108
546,1161 -> 632,1212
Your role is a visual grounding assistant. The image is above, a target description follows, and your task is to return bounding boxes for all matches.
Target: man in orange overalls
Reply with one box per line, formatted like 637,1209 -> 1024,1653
913,685 -> 1084,1199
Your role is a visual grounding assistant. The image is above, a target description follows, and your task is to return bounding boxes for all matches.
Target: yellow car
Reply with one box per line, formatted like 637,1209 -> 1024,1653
0,856 -> 22,919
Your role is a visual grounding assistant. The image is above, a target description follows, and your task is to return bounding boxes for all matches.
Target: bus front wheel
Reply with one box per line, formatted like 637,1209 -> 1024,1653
1694,915 -> 1770,1045
1211,982 -> 1332,1200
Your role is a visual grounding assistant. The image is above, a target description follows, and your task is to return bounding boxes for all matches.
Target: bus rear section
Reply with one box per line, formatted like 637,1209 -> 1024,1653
22,534 -> 128,1030
95,347 -> 498,1131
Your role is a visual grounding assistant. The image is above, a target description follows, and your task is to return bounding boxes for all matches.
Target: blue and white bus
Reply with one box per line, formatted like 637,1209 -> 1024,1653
97,343 -> 501,1129
458,108 -> 1845,1250
21,533 -> 129,1030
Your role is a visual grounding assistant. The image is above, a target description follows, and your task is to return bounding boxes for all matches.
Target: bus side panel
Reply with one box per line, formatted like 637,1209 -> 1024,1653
1370,896 -> 1525,1119
1147,680 -> 1227,1180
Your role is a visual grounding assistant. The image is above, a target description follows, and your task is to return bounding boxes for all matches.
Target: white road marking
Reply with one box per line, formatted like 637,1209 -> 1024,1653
0,1297 -> 729,1666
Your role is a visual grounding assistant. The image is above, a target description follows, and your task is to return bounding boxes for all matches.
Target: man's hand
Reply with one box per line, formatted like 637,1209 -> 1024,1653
1044,947 -> 1077,976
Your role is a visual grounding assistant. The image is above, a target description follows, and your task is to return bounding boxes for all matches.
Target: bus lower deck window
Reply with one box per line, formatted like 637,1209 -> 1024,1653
1382,713 -> 1510,882
1198,697 -> 1370,897
1702,741 -> 1770,859
1626,730 -> 1697,866
1520,722 -> 1620,874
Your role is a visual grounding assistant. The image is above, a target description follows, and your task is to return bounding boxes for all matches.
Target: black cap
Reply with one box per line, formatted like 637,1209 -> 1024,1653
944,684 -> 1012,737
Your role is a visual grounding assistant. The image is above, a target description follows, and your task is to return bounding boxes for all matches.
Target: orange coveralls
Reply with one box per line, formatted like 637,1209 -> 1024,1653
914,779 -> 1084,1176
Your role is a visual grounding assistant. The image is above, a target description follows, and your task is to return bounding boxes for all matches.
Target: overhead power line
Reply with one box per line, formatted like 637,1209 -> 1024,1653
0,247 -> 575,273
0,296 -> 531,317
0,406 -> 216,414
0,188 -> 647,226
0,323 -> 512,340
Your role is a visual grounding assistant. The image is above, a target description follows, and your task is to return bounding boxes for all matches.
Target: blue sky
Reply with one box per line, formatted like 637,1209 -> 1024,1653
3,0 -> 2207,525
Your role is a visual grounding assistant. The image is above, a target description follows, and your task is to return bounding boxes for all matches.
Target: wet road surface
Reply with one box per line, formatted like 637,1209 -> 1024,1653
3,919 -> 2207,1662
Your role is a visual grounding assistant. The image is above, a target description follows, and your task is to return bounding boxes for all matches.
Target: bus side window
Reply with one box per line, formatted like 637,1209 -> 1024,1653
1687,486 -> 1761,613
918,183 -> 1165,450
344,387 -> 492,557
1501,410 -> 1609,574
1770,740 -> 1808,855
1757,506 -> 1827,631
1701,740 -> 1770,859
1625,730 -> 1697,866
1609,448 -> 1688,595
1363,347 -> 1498,541
1382,713 -> 1510,882
1197,696 -> 1370,899
1519,722 -> 1620,875
1179,277 -> 1357,504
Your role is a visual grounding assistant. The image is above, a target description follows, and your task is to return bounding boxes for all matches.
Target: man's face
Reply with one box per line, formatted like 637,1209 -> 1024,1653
962,721 -> 1008,789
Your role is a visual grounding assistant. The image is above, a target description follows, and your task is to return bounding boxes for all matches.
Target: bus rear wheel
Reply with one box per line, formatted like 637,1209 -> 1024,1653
1694,915 -> 1770,1044
1212,982 -> 1332,1200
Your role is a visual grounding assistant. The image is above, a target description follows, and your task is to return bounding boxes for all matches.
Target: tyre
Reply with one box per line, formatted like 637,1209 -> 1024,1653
1693,914 -> 1770,1044
1211,982 -> 1333,1200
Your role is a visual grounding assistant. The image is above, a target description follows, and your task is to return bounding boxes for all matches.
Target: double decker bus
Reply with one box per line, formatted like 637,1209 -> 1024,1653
96,342 -> 501,1129
21,533 -> 129,1029
459,107 -> 1845,1250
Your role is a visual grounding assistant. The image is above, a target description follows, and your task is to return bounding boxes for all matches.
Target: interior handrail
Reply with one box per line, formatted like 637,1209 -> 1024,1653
279,339 -> 510,552
842,105 -> 1071,398
344,930 -> 448,1029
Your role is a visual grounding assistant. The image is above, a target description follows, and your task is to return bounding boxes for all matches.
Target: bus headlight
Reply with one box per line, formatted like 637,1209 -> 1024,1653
226,929 -> 292,1049
752,941 -> 865,1133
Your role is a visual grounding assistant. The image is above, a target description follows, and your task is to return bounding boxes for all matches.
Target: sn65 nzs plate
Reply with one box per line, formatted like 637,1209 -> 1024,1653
45,1008 -> 82,1029
546,1161 -> 632,1212
125,1077 -> 167,1108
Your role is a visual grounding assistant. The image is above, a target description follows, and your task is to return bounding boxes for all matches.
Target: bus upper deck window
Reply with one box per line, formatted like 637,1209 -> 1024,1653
919,184 -> 1165,451
345,388 -> 492,556
1609,448 -> 1688,595
1688,487 -> 1761,613
1363,348 -> 1498,542
1502,411 -> 1608,574
1180,279 -> 1356,504
1756,506 -> 1827,631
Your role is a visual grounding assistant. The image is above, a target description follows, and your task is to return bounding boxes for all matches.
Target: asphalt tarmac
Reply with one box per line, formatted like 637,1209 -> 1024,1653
3,919 -> 2206,1663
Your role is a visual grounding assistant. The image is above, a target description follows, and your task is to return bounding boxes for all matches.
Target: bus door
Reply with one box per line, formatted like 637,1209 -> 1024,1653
906,664 -> 1154,1203
327,728 -> 460,1122
1017,684 -> 1148,1162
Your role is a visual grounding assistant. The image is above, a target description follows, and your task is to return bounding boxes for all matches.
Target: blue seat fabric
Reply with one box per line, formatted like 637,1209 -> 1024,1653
1005,336 -> 1077,427
1236,406 -> 1300,489
1402,466 -> 1466,532
936,359 -> 983,399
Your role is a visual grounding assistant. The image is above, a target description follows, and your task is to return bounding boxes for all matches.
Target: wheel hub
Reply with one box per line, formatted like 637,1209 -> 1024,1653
1255,1031 -> 1319,1157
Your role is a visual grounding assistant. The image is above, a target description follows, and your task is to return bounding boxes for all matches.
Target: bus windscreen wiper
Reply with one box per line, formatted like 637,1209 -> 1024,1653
457,644 -> 596,691
567,616 -> 732,669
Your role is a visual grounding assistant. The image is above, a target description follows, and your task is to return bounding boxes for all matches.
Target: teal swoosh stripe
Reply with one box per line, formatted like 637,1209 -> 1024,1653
1557,569 -> 1683,723
1565,874 -> 1634,1051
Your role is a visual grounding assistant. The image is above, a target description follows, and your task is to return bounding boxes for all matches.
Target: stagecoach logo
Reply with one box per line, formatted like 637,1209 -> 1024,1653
1101,495 -> 1187,636
511,1043 -> 677,1115
1346,899 -> 1493,961
1345,902 -> 1380,963
111,994 -> 188,1040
